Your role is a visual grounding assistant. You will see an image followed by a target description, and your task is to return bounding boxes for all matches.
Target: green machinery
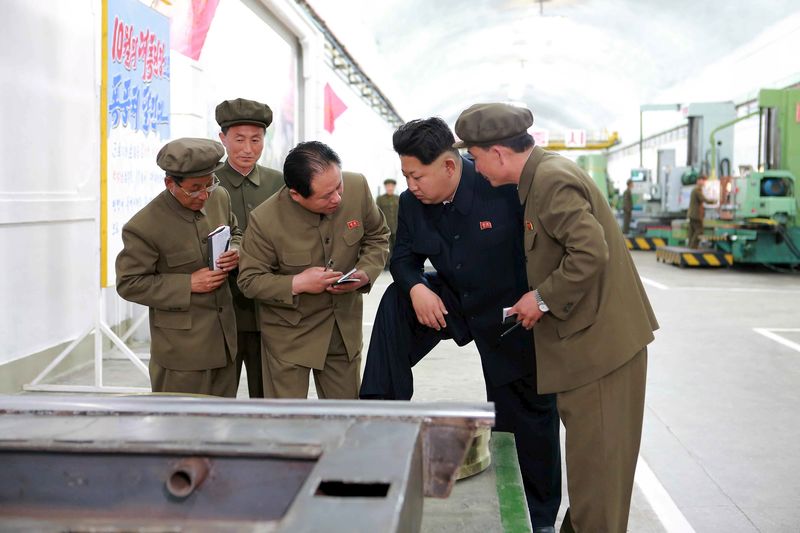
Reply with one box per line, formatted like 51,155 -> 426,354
576,154 -> 616,206
714,88 -> 800,265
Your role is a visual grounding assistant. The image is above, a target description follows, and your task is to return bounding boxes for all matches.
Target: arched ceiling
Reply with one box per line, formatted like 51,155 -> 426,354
306,0 -> 800,141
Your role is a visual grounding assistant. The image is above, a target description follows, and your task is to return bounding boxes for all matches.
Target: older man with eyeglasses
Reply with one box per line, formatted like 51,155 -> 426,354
116,138 -> 243,397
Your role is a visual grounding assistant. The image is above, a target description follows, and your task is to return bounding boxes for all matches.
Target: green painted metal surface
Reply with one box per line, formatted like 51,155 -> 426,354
493,432 -> 533,533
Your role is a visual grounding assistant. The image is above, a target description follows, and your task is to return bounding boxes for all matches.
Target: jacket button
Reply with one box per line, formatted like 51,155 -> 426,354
454,234 -> 460,240
202,238 -> 207,244
456,264 -> 462,270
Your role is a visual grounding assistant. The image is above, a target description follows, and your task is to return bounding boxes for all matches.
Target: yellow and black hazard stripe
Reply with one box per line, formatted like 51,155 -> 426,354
625,236 -> 668,251
655,246 -> 733,267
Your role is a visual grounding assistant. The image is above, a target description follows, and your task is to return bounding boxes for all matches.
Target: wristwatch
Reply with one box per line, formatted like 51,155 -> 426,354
534,289 -> 549,313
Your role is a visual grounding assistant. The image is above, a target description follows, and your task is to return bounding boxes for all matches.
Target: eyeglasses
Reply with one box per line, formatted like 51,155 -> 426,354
175,175 -> 220,199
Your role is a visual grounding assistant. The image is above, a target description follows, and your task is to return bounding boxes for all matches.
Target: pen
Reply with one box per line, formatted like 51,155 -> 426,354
500,321 -> 523,338
324,259 -> 334,271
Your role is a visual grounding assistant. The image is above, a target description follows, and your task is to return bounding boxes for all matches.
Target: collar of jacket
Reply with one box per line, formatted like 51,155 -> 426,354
162,188 -> 207,221
283,188 -> 327,227
219,160 -> 261,188
434,155 -> 476,220
517,145 -> 546,205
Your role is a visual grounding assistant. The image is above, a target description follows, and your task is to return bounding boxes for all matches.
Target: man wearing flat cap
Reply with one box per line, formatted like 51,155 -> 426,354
215,98 -> 284,398
116,138 -> 243,397
376,178 -> 399,268
455,103 -> 658,533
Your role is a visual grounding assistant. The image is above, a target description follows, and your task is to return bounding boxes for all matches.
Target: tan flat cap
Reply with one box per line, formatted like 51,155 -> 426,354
215,98 -> 273,129
453,103 -> 534,148
156,138 -> 225,178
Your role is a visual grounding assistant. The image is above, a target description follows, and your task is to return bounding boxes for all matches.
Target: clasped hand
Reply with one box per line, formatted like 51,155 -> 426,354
409,283 -> 448,331
509,290 -> 545,329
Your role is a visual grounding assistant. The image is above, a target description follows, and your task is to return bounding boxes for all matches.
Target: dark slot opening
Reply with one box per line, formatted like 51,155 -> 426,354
315,481 -> 390,498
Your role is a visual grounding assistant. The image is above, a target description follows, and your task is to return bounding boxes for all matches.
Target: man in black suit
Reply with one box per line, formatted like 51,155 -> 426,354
360,117 -> 561,532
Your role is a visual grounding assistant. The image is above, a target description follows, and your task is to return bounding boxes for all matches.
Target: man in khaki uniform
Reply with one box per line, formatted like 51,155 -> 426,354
687,174 -> 714,249
238,141 -> 390,399
376,178 -> 399,268
456,103 -> 659,533
216,98 -> 284,398
621,179 -> 634,234
116,138 -> 242,397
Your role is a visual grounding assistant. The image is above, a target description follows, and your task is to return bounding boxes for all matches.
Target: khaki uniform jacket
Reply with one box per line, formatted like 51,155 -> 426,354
237,172 -> 390,369
622,189 -> 633,213
217,161 -> 284,332
688,184 -> 711,221
116,188 -> 242,371
519,147 -> 659,394
376,193 -> 399,234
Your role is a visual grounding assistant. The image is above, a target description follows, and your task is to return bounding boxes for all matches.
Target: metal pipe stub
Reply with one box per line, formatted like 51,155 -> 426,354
166,457 -> 211,498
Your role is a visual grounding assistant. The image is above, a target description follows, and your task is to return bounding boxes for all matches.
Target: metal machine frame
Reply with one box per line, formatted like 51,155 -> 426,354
0,396 -> 494,532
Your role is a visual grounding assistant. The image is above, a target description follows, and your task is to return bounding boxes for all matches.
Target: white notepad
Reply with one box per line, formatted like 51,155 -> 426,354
208,225 -> 231,270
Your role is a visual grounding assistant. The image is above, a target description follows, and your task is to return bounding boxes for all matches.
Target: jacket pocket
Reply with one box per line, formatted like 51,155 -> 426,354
153,309 -> 192,330
556,309 -> 596,339
268,305 -> 302,326
524,230 -> 537,251
166,249 -> 197,267
343,225 -> 365,246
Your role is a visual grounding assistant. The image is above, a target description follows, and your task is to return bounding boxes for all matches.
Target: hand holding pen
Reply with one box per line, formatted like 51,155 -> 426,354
500,320 -> 523,338
292,260 -> 341,295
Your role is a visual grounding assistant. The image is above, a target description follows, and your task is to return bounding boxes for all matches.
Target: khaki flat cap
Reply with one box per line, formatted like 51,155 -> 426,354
157,138 -> 225,178
383,178 -> 397,185
453,103 -> 534,148
216,98 -> 273,129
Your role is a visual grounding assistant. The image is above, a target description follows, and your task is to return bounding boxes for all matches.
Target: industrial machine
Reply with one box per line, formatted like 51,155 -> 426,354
0,395 -> 495,532
713,89 -> 800,266
576,153 -> 616,205
630,102 -> 735,236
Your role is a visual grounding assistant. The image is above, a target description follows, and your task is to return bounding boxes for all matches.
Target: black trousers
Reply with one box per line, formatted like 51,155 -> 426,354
236,330 -> 264,398
360,274 -> 561,527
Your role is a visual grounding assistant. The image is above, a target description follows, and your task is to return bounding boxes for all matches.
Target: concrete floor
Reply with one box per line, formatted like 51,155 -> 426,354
39,252 -> 800,532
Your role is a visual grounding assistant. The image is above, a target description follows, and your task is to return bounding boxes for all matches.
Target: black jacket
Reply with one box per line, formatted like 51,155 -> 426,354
390,157 -> 535,386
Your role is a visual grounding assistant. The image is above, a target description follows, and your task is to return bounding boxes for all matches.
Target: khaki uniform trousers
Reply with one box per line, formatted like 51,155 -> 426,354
263,323 -> 361,399
149,355 -> 238,398
558,347 -> 648,533
687,218 -> 704,249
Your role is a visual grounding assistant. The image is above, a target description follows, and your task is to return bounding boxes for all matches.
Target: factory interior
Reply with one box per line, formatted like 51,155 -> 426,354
1,1 -> 799,531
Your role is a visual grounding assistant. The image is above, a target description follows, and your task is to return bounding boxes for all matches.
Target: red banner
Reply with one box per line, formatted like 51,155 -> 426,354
171,0 -> 219,61
324,83 -> 348,133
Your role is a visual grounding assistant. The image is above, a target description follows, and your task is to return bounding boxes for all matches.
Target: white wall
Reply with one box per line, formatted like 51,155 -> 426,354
0,0 -> 100,365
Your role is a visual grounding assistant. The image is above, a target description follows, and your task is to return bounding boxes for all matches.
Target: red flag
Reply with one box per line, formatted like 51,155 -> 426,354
324,83 -> 348,133
171,0 -> 220,61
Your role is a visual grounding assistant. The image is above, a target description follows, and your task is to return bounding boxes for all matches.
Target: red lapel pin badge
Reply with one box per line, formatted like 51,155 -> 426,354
347,220 -> 360,229
479,221 -> 492,230
525,220 -> 534,231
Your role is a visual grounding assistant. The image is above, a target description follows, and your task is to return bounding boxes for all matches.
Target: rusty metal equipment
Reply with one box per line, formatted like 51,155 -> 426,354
0,395 -> 494,532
